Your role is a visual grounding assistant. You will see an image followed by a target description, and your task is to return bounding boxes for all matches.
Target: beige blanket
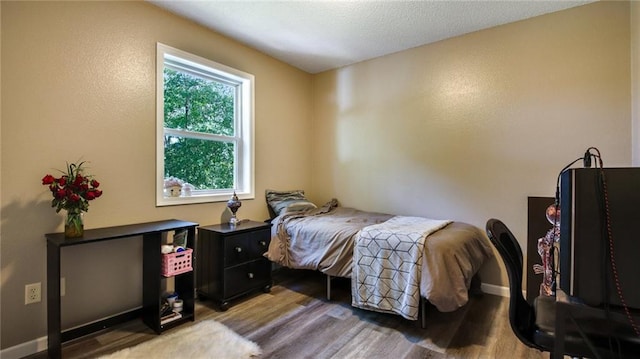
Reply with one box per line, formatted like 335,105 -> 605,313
264,202 -> 493,312
420,221 -> 493,311
266,200 -> 392,277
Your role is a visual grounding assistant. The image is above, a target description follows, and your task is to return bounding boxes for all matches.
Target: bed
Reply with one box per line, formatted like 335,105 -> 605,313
264,191 -> 493,326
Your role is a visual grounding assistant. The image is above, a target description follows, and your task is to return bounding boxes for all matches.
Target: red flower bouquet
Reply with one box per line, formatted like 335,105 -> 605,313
42,161 -> 103,237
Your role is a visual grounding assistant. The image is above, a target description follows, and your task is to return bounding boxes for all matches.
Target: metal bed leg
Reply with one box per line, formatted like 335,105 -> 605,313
326,275 -> 332,301
420,296 -> 427,329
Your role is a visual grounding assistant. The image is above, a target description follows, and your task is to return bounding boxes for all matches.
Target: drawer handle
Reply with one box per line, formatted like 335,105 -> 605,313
235,247 -> 242,253
247,272 -> 254,279
259,240 -> 267,247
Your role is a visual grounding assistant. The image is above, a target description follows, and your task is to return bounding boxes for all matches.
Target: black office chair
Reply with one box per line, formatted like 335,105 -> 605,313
486,218 -> 640,359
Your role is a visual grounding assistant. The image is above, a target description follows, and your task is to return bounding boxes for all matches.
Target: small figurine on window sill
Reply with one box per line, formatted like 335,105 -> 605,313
182,183 -> 194,196
163,177 -> 184,197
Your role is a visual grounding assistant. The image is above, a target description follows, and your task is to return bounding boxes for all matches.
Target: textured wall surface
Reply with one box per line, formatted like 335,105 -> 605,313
0,0 -> 636,354
1,1 -> 311,350
311,1 -> 631,289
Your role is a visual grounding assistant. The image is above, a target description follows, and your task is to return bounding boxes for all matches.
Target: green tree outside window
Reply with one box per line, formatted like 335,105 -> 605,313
163,68 -> 236,190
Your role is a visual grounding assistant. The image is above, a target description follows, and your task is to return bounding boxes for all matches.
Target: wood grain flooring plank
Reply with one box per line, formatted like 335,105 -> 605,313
24,269 -> 547,359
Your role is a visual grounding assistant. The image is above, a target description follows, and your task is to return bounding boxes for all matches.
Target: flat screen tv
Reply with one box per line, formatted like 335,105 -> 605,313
559,167 -> 640,309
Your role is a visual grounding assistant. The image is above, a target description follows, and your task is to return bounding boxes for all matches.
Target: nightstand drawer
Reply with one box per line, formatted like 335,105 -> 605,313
223,260 -> 271,297
224,229 -> 270,267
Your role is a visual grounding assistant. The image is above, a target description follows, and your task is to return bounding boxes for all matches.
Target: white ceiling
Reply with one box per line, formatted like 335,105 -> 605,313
149,0 -> 596,74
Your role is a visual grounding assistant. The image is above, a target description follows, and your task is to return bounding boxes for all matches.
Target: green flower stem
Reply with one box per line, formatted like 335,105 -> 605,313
65,210 -> 84,238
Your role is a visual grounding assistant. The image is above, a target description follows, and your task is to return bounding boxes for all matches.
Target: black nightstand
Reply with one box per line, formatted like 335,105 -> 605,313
196,221 -> 272,310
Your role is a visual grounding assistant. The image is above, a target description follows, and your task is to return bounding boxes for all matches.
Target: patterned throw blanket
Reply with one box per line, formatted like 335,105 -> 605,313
351,216 -> 452,320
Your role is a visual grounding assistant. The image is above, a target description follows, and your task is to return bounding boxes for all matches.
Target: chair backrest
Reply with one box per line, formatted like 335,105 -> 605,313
486,218 -> 542,350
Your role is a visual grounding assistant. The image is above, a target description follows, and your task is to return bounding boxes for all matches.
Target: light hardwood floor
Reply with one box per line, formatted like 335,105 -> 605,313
27,269 -> 549,359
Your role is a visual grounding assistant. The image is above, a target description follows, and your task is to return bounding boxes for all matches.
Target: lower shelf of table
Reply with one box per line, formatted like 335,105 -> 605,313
58,307 -> 196,343
60,309 -> 143,343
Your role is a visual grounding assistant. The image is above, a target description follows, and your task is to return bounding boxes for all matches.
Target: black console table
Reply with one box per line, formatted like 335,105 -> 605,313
46,219 -> 198,359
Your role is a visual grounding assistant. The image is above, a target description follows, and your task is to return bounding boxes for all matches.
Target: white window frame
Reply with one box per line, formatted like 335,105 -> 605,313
156,43 -> 255,206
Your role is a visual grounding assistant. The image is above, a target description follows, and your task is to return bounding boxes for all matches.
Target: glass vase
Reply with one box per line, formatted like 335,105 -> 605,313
65,210 -> 84,238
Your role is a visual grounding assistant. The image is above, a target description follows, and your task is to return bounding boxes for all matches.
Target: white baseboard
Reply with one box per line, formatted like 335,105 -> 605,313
481,282 -> 510,297
1,335 -> 47,359
2,306 -> 144,358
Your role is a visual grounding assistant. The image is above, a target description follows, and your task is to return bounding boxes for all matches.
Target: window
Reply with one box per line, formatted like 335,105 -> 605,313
156,43 -> 254,206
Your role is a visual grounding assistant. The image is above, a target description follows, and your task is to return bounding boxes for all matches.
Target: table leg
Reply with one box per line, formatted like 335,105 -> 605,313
47,243 -> 62,359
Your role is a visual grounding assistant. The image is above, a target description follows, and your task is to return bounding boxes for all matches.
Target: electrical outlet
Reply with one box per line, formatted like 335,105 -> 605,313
25,282 -> 41,305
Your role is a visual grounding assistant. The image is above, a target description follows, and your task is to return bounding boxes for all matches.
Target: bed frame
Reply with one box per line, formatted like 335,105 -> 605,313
324,273 -> 482,329
265,201 -> 490,329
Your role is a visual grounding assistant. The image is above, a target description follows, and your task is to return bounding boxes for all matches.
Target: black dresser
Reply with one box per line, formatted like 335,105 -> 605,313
196,220 -> 272,310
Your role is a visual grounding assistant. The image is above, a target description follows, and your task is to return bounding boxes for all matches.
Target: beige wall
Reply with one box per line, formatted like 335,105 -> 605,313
311,1 -> 631,288
1,1 -> 312,349
633,0 -> 640,166
1,0 -> 635,353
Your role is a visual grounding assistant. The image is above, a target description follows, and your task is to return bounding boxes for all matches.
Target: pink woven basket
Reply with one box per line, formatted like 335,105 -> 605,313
161,248 -> 193,277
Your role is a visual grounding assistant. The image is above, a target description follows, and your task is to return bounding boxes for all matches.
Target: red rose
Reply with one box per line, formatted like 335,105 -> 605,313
42,162 -> 103,213
55,189 -> 66,199
74,175 -> 84,186
42,174 -> 55,185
